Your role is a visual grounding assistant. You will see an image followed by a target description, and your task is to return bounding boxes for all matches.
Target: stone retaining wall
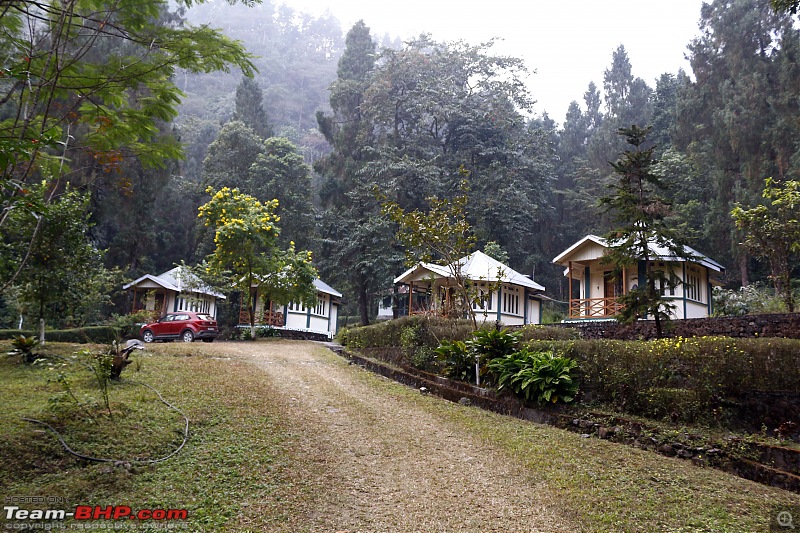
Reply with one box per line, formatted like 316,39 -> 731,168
278,329 -> 331,342
558,313 -> 800,340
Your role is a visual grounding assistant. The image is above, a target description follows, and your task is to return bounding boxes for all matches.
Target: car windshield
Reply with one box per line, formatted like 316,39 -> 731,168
197,314 -> 214,321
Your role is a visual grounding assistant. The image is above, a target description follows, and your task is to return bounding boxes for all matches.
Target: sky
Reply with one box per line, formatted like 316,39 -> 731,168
279,0 -> 707,124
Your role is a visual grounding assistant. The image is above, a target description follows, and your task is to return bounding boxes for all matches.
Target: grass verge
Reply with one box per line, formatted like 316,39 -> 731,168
343,354 -> 800,532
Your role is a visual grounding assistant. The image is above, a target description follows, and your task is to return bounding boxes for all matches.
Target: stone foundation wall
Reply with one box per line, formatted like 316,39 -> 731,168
278,329 -> 331,342
560,313 -> 800,340
737,390 -> 800,435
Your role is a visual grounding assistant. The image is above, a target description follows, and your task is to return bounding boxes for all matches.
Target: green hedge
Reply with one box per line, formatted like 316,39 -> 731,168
339,316 -> 475,349
516,324 -> 581,342
525,336 -> 800,422
339,317 -> 576,349
0,326 -> 122,344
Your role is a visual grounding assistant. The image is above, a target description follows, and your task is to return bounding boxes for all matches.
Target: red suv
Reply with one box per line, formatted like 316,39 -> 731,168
140,312 -> 219,343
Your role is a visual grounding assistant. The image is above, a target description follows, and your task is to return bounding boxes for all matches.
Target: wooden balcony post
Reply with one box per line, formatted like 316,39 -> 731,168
568,261 -> 573,318
622,267 -> 628,296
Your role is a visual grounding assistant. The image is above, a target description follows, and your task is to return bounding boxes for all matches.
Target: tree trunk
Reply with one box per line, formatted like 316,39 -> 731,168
39,295 -> 45,346
739,254 -> 749,287
357,276 -> 370,326
392,285 -> 399,319
249,290 -> 257,339
648,273 -> 663,339
774,257 -> 795,313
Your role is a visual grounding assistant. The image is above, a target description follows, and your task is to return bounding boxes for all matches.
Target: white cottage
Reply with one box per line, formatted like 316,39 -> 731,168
552,235 -> 725,320
240,278 -> 342,338
123,266 -> 225,321
392,250 -> 546,325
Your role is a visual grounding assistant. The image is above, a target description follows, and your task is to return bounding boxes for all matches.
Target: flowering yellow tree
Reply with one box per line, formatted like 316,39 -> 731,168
198,187 -> 317,335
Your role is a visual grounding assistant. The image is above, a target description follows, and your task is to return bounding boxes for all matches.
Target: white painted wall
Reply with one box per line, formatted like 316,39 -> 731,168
142,290 -> 217,319
280,291 -> 338,337
570,242 -> 607,263
685,301 -> 710,319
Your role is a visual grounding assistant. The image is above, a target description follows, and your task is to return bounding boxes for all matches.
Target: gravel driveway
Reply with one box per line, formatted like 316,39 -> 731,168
216,339 -> 575,532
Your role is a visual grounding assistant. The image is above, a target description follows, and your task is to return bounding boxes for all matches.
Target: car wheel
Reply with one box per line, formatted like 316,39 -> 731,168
202,338 -> 214,343
181,330 -> 195,343
142,330 -> 155,343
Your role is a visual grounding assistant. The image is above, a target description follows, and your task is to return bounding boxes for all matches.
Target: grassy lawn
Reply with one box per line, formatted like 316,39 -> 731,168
1,340 -> 798,532
0,341 -> 310,532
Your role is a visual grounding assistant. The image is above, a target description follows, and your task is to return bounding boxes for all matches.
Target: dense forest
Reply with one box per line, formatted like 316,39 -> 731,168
1,0 -> 799,329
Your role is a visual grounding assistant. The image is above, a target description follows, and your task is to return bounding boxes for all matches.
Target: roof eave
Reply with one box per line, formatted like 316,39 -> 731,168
552,235 -> 607,265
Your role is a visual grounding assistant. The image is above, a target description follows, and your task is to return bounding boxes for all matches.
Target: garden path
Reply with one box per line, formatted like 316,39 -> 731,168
216,339 -> 574,532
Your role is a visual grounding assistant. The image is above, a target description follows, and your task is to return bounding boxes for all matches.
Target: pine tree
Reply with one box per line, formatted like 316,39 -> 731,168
588,46 -> 653,170
233,76 -> 273,140
315,21 -> 397,326
600,126 -> 687,338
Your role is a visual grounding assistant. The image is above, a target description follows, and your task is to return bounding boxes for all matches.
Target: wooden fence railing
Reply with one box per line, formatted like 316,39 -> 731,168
569,297 -> 624,319
239,310 -> 285,327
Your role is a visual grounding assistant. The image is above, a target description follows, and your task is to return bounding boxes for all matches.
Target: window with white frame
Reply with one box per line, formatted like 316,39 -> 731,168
502,286 -> 521,316
177,295 -> 212,314
685,267 -> 703,303
656,270 -> 678,297
288,296 -> 329,316
313,295 -> 327,317
471,284 -> 493,311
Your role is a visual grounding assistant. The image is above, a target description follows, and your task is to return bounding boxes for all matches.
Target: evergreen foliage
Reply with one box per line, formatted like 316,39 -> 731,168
3,0 -> 800,326
249,137 -> 317,250
676,0 -> 800,285
233,77 -> 273,140
600,126 -> 687,338
315,20 -> 400,326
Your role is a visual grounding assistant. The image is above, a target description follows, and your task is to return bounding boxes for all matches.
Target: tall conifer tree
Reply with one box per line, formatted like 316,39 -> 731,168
315,21 -> 399,325
600,126 -> 687,338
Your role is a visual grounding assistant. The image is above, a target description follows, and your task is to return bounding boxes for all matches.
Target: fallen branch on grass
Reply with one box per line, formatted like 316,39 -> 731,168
22,380 -> 189,465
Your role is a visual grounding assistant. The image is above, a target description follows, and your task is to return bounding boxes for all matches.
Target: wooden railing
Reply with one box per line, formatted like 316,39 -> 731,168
239,310 -> 284,327
569,297 -> 625,319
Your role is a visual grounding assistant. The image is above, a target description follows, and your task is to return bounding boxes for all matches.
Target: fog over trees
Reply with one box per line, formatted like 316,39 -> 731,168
2,0 -> 799,327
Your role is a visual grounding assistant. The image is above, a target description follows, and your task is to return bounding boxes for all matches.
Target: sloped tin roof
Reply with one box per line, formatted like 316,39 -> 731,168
552,234 -> 725,273
313,278 -> 342,298
394,250 -> 545,292
123,266 -> 226,298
